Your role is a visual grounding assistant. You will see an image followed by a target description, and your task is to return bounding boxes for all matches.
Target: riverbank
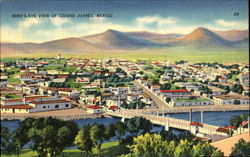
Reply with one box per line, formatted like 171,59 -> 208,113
0,108 -> 106,121
138,104 -> 249,114
0,141 -> 129,157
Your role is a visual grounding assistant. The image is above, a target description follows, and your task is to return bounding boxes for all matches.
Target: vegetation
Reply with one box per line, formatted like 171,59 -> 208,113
230,114 -> 248,128
121,101 -> 146,109
120,133 -> 224,157
0,117 -> 79,157
230,138 -> 250,157
230,83 -> 243,94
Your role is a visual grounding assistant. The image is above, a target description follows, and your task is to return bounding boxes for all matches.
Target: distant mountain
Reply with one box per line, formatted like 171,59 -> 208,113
127,31 -> 183,43
214,30 -> 249,41
81,29 -> 161,49
40,38 -> 101,53
1,27 -> 248,57
171,27 -> 235,48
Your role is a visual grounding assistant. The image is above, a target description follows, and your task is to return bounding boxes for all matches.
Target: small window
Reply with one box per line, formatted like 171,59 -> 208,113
43,106 -> 46,109
65,104 -> 69,107
55,105 -> 59,108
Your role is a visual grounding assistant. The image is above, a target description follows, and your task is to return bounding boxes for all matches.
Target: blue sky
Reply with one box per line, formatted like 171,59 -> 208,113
1,0 -> 248,43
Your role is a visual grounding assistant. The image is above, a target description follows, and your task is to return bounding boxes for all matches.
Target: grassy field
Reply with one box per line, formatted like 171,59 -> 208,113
1,47 -> 249,64
1,141 -> 130,157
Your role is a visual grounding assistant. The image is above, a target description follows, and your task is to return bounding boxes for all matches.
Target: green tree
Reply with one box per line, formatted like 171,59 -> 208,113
74,125 -> 94,157
0,125 -> 15,154
174,139 -> 193,157
230,138 -> 250,157
20,117 -> 78,157
90,124 -> 105,157
160,129 -> 177,141
230,114 -> 248,128
104,124 -> 116,141
160,83 -> 172,90
192,142 -> 224,157
128,133 -> 170,157
126,117 -> 152,135
114,121 -> 127,145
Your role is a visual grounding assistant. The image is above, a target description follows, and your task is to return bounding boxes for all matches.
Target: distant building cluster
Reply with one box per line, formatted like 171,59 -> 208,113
0,56 -> 249,114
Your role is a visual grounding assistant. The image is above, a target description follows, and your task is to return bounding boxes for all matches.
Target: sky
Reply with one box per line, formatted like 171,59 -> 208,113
1,0 -> 249,43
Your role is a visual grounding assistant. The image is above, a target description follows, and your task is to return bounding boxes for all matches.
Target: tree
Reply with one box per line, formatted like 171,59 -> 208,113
90,124 -> 105,157
192,142 -> 224,157
74,125 -> 94,157
0,125 -> 15,154
20,117 -> 79,157
104,124 -> 116,141
128,133 -> 170,157
230,138 -> 250,157
126,117 -> 152,135
114,121 -> 126,145
230,114 -> 248,128
174,139 -> 193,157
160,129 -> 177,141
160,83 -> 172,90
12,126 -> 30,157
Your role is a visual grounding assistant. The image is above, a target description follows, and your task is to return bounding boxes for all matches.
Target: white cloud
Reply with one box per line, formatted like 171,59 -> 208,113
215,19 -> 248,29
136,15 -> 176,26
50,17 -> 71,27
19,18 -> 41,28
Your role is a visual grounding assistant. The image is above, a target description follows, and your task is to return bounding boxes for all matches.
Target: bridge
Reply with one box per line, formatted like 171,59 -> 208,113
107,109 -> 229,138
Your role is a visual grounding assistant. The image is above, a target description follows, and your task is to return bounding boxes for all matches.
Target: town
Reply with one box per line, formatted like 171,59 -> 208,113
1,54 -> 249,115
1,54 -> 249,156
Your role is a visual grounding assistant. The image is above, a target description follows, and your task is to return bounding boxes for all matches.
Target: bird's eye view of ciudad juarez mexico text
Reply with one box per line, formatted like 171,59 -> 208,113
0,0 -> 249,157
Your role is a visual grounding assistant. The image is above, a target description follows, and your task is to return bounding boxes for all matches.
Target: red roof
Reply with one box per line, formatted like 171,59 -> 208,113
242,121 -> 248,127
190,121 -> 203,127
87,105 -> 102,109
58,75 -> 68,78
108,106 -> 118,110
225,125 -> 236,129
31,100 -> 71,104
0,105 -> 33,109
2,99 -> 23,102
160,90 -> 189,93
24,96 -> 49,101
216,127 -> 230,134
219,77 -> 226,79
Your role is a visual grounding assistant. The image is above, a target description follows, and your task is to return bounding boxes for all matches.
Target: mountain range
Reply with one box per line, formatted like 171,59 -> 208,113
1,27 -> 248,56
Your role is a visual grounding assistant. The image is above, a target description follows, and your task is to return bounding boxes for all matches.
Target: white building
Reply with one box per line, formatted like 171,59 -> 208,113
213,95 -> 249,105
170,99 -> 213,107
29,99 -> 72,112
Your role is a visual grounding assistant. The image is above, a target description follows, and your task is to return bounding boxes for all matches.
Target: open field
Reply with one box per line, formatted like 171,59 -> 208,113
0,141 -> 130,157
1,47 -> 249,64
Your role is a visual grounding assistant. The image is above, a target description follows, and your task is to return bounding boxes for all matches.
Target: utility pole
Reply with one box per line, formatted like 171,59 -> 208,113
201,111 -> 204,123
189,109 -> 192,122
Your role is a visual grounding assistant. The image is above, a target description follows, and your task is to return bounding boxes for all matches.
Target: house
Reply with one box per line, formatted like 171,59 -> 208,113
86,105 -> 103,114
1,99 -> 24,106
76,77 -> 90,83
106,99 -> 124,107
151,84 -> 161,92
1,105 -> 33,113
218,77 -> 228,83
127,94 -> 140,102
213,94 -> 249,105
29,99 -> 72,112
170,98 -> 213,107
238,73 -> 249,85
107,106 -> 118,111
160,90 -> 191,97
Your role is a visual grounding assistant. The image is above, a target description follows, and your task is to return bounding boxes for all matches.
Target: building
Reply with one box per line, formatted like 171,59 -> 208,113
86,105 -> 103,114
213,94 -> 249,105
29,99 -> 72,112
1,105 -> 33,113
170,98 -> 213,107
